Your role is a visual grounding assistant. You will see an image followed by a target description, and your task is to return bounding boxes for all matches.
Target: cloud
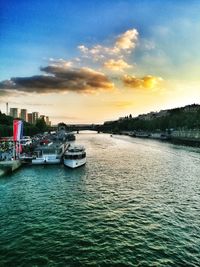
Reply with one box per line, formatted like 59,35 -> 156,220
104,59 -> 132,71
0,81 -> 22,97
78,28 -> 139,61
0,28 -> 139,96
78,45 -> 89,54
122,74 -> 163,89
48,58 -> 73,68
115,29 -> 138,51
0,65 -> 114,94
0,80 -> 16,89
78,44 -> 112,61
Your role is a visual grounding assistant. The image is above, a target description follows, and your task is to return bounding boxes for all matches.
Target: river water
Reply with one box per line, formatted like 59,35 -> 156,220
0,132 -> 200,266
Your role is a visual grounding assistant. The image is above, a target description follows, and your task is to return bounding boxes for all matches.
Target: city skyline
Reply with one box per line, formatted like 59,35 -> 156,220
1,0 -> 200,124
8,106 -> 51,125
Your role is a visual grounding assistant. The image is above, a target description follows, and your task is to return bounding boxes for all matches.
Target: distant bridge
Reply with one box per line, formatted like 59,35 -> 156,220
51,124 -> 102,132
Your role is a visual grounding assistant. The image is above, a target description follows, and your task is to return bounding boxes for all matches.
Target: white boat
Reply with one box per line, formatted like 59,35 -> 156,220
32,142 -> 67,165
64,145 -> 86,168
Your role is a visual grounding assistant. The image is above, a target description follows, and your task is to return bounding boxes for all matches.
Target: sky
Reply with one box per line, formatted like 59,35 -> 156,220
1,0 -> 200,124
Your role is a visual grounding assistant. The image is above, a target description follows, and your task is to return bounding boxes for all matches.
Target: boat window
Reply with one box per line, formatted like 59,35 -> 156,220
56,148 -> 62,154
64,153 -> 86,160
34,151 -> 42,157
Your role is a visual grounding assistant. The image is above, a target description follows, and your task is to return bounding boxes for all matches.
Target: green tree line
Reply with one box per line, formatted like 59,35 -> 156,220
99,106 -> 200,133
0,112 -> 49,137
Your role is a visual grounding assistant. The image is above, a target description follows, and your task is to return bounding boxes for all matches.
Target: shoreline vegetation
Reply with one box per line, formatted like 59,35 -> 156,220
0,112 -> 49,137
98,104 -> 200,147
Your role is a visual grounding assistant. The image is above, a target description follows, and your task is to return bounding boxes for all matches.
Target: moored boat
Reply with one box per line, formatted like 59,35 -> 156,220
134,132 -> 151,138
32,142 -> 67,165
64,145 -> 86,168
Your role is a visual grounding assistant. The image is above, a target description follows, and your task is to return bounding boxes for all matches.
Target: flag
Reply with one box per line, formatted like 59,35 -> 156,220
13,120 -> 23,141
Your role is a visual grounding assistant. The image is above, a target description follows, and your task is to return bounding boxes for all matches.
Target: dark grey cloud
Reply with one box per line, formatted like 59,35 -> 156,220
0,66 -> 114,94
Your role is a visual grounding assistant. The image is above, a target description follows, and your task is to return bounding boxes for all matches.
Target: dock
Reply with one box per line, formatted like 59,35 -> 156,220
0,160 -> 22,175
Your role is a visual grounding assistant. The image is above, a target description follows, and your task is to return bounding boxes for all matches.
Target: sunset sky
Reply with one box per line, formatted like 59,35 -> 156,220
1,0 -> 200,124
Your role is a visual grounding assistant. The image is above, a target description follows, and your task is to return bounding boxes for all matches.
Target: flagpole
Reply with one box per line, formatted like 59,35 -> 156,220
13,141 -> 16,160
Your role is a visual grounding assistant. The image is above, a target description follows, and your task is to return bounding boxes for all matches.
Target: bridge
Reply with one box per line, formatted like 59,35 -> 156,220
51,123 -> 102,132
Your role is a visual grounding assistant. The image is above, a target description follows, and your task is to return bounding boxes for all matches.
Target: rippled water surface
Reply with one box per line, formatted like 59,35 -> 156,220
0,133 -> 200,266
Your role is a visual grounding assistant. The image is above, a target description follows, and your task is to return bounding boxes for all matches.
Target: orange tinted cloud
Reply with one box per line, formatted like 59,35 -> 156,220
122,74 -> 163,89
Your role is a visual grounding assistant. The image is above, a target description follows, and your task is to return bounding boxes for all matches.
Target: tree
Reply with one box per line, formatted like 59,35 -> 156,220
35,118 -> 47,132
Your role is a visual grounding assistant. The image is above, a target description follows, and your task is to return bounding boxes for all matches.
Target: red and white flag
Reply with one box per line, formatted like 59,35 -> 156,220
13,120 -> 23,141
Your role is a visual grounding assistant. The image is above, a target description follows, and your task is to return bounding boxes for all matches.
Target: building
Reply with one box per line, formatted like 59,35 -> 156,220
32,112 -> 39,124
28,113 -> 33,124
183,104 -> 200,112
20,109 -> 27,122
10,108 -> 19,118
138,112 -> 157,121
45,116 -> 51,126
6,103 -> 8,115
157,110 -> 169,118
8,107 -> 51,126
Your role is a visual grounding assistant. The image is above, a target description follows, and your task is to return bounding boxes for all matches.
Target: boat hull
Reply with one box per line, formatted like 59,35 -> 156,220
32,157 -> 61,165
64,158 -> 86,168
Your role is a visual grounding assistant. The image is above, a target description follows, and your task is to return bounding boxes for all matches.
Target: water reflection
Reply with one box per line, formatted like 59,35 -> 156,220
0,133 -> 200,266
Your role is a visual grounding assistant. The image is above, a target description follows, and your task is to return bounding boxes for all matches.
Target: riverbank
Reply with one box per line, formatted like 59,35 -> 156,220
109,129 -> 200,147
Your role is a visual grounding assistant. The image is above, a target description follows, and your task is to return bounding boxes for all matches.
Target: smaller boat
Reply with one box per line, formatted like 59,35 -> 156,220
32,142 -> 67,165
64,145 -> 86,168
